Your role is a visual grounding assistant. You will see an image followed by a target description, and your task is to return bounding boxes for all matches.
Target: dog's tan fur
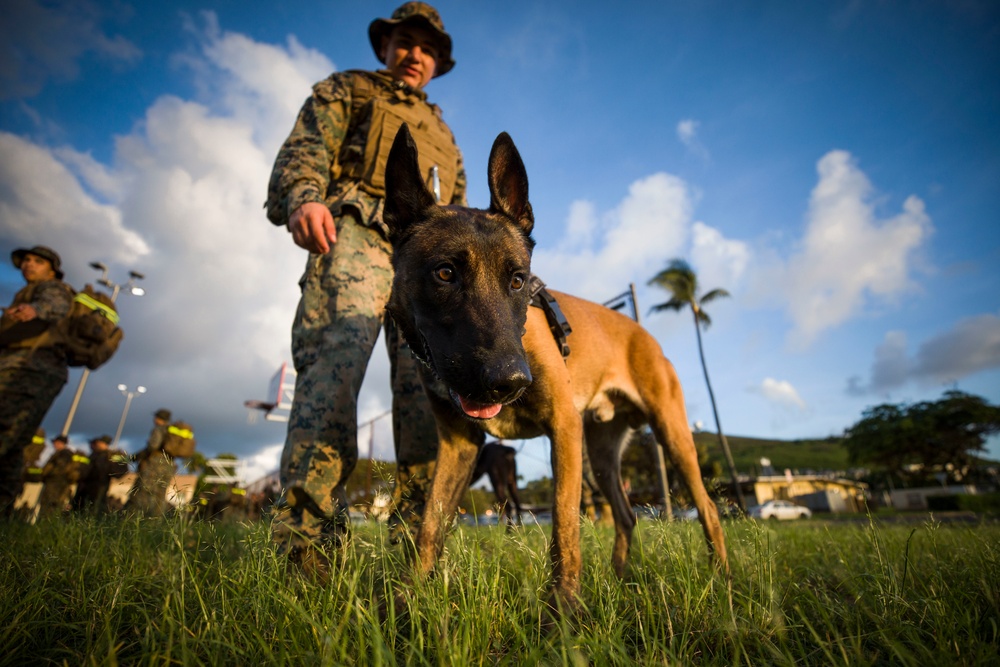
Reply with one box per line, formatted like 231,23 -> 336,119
384,125 -> 728,613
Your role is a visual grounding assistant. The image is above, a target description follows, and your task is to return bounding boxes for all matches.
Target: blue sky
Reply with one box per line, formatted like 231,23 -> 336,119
2,0 -> 998,483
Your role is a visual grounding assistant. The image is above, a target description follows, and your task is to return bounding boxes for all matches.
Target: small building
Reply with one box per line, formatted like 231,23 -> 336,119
888,484 -> 977,510
752,473 -> 868,513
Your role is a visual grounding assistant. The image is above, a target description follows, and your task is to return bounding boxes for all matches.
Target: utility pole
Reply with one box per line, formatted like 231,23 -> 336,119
604,283 -> 673,521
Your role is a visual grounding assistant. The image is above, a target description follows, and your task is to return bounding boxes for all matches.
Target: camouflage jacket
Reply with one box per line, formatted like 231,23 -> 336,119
42,448 -> 81,483
0,279 -> 73,375
265,69 -> 467,238
145,423 -> 168,454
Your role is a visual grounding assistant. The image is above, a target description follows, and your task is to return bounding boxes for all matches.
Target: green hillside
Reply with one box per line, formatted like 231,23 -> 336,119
693,432 -> 850,474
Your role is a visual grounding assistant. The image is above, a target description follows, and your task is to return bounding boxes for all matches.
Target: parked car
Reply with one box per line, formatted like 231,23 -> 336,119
748,499 -> 812,521
675,502 -> 743,521
674,506 -> 700,521
632,505 -> 662,521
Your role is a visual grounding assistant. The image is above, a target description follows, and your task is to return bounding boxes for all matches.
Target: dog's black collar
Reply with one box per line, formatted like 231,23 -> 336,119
528,274 -> 572,359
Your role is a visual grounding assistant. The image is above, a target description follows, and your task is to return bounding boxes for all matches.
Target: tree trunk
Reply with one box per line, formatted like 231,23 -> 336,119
692,307 -> 747,513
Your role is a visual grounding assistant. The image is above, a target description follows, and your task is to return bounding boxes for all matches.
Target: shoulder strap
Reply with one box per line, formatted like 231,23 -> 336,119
528,274 -> 572,359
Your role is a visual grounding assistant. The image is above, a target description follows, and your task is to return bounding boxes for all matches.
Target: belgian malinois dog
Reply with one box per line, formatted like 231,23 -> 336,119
384,124 -> 728,613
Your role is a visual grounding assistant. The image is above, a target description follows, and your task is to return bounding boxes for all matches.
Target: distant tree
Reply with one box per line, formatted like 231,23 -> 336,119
648,258 -> 746,511
843,390 -> 1000,485
184,451 -> 208,474
621,428 -> 714,506
520,477 -> 553,507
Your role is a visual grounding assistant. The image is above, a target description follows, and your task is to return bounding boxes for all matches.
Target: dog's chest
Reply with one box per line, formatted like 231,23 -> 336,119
481,405 -> 546,441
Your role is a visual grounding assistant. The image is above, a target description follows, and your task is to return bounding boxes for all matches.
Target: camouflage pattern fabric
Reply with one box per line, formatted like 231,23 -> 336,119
273,213 -> 441,549
125,425 -> 176,517
73,449 -> 111,514
0,280 -> 72,515
265,70 -> 467,237
36,448 -> 77,518
267,67 -> 467,553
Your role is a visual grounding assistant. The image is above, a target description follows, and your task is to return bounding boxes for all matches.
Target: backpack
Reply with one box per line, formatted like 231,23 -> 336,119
163,422 -> 196,458
107,449 -> 131,478
60,285 -> 124,370
67,452 -> 92,483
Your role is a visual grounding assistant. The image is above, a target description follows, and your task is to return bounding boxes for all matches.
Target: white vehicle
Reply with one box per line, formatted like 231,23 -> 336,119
748,499 -> 812,521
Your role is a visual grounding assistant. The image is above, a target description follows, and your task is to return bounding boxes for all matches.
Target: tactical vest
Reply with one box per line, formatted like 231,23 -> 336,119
0,281 -> 73,350
334,71 -> 460,204
0,281 -> 123,369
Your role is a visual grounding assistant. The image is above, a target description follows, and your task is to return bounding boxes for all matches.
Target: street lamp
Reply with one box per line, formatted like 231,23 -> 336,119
60,263 -> 145,436
113,384 -> 147,448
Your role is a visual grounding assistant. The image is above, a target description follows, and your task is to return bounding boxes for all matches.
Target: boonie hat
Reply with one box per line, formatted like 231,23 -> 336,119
12,245 -> 64,280
369,2 -> 455,77
90,434 -> 113,445
154,408 -> 172,421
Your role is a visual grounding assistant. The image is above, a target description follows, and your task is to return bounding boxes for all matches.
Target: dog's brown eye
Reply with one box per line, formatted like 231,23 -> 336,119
510,274 -> 525,291
435,266 -> 455,282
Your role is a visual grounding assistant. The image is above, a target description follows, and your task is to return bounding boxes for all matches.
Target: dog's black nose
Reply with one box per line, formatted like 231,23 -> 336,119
483,356 -> 532,402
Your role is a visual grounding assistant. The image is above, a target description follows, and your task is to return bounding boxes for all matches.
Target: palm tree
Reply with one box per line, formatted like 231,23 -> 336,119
648,259 -> 747,512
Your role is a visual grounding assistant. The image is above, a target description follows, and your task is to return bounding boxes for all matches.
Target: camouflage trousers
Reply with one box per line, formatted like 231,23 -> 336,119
37,479 -> 73,519
0,361 -> 67,516
125,453 -> 176,517
274,214 -> 439,551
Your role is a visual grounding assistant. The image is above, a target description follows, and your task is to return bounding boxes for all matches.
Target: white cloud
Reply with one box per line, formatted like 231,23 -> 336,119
181,11 -> 333,153
690,221 -> 749,292
852,313 -> 1000,394
676,118 -> 710,161
0,131 -> 149,268
914,313 -> 1000,382
534,172 -> 693,299
2,16 -> 336,463
783,150 -> 932,347
756,377 -> 807,410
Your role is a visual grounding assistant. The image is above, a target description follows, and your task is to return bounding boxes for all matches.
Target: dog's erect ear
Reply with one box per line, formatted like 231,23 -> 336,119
384,123 -> 437,242
488,132 -> 534,237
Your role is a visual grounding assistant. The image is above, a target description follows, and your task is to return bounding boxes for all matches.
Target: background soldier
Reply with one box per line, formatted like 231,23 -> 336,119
0,245 -> 74,516
19,428 -> 47,490
73,434 -> 115,514
11,428 -> 47,520
265,2 -> 467,562
37,435 -> 89,518
124,409 -> 176,517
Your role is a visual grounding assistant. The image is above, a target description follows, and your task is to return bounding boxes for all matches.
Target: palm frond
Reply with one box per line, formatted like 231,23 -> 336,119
697,309 -> 713,329
649,298 -> 687,314
648,259 -> 697,302
700,288 -> 730,305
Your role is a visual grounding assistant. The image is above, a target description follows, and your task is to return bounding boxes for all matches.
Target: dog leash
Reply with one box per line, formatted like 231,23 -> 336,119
528,274 -> 572,359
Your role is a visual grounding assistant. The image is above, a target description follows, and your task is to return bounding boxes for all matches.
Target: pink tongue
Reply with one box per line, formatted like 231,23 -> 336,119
457,395 -> 503,419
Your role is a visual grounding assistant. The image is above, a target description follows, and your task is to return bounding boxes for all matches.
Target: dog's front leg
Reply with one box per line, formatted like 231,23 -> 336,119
414,423 -> 481,577
547,411 -> 584,614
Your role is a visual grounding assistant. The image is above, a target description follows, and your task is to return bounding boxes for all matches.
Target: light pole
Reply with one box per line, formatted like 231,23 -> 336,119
60,263 -> 145,436
113,384 -> 147,448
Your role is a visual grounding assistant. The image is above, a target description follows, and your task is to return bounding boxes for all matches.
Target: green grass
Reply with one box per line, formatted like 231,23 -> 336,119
2,513 -> 998,665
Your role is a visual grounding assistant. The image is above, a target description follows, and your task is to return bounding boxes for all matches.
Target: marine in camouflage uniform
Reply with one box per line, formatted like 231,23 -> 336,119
12,428 -> 47,520
124,409 -> 176,517
72,434 -> 115,515
265,2 -> 466,558
37,435 -> 89,519
0,246 -> 73,516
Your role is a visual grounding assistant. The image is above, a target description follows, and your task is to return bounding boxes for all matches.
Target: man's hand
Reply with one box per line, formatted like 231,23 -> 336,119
5,304 -> 38,322
289,202 -> 337,253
